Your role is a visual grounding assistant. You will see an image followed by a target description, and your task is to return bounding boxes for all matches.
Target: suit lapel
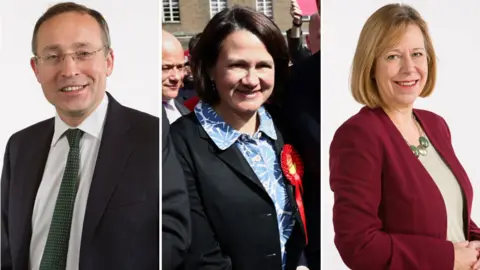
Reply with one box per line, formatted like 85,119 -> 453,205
11,119 -> 53,267
174,99 -> 190,115
80,93 -> 132,247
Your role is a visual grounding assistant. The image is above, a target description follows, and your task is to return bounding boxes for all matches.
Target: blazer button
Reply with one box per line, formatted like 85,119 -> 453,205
266,253 -> 277,257
264,213 -> 273,217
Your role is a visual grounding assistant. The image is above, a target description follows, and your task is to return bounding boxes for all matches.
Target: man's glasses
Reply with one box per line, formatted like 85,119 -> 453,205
34,45 -> 108,66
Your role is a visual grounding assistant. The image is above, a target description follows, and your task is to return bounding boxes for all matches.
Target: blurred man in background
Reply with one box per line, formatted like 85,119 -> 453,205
162,30 -> 190,123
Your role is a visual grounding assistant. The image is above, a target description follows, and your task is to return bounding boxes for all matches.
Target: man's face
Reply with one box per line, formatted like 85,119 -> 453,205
162,40 -> 185,101
31,12 -> 114,123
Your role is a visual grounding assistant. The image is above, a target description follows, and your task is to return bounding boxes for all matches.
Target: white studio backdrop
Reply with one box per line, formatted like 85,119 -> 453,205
322,0 -> 480,268
0,0 -> 160,168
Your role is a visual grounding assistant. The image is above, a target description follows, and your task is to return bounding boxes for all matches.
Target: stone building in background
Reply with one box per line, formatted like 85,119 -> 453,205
162,0 -> 311,49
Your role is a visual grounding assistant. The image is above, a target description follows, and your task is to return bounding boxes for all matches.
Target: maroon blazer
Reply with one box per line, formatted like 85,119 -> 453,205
329,106 -> 480,270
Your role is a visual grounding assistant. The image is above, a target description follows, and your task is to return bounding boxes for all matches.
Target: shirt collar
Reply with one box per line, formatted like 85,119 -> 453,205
51,93 -> 109,146
194,101 -> 277,150
162,98 -> 176,110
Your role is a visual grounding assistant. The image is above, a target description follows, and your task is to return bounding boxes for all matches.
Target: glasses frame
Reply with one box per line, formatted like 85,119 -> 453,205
33,45 -> 109,66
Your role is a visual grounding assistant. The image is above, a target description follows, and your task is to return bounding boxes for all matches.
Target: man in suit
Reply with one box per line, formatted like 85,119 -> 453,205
1,3 -> 159,269
162,30 -> 190,123
281,3 -> 321,270
162,106 -> 191,270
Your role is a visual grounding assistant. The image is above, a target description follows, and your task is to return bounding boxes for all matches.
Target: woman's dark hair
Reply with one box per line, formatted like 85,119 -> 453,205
188,33 -> 202,53
190,5 -> 289,106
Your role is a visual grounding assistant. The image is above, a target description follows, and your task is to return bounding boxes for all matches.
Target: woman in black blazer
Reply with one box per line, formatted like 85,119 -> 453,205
170,6 -> 308,270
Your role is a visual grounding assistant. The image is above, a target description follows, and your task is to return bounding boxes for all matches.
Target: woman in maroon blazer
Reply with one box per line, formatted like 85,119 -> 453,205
329,4 -> 480,270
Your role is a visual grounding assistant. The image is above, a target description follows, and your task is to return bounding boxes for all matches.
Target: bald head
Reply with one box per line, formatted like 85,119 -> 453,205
162,30 -> 185,101
162,30 -> 183,54
308,13 -> 320,54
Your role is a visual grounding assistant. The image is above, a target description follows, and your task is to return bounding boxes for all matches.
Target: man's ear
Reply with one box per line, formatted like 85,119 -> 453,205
106,48 -> 115,76
30,57 -> 42,83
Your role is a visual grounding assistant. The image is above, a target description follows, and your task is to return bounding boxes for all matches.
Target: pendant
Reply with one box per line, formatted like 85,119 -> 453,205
410,145 -> 419,157
418,145 -> 428,156
419,136 -> 429,148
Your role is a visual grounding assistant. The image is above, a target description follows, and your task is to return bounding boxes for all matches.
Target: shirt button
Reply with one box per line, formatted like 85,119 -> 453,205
253,155 -> 261,162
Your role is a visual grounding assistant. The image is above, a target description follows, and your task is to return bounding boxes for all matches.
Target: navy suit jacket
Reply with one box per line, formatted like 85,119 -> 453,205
1,93 -> 159,270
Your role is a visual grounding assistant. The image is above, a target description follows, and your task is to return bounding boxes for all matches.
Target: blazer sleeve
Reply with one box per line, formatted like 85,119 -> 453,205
170,129 -> 232,270
1,138 -> 13,270
162,116 -> 191,270
329,121 -> 454,270
286,29 -> 311,65
470,220 -> 480,241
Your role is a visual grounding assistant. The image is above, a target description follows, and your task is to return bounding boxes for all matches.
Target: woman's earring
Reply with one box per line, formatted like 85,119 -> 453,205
211,80 -> 217,91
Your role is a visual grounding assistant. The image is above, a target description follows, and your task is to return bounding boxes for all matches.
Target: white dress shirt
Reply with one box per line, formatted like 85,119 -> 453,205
29,94 -> 109,270
163,98 -> 182,123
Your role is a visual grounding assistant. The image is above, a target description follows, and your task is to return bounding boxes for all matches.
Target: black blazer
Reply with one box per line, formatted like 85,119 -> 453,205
162,106 -> 191,270
1,92 -> 159,270
170,112 -> 306,270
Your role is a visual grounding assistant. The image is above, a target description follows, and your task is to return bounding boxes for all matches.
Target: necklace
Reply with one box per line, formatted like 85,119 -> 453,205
409,115 -> 430,158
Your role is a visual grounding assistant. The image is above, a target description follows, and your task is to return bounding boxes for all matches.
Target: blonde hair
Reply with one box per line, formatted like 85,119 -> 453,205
350,4 -> 437,108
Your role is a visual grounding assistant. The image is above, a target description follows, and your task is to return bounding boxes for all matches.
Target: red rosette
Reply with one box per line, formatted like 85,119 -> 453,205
184,96 -> 200,112
281,144 -> 308,244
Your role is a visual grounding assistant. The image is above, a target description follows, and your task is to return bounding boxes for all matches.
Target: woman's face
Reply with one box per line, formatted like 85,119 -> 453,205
374,24 -> 428,110
210,30 -> 275,115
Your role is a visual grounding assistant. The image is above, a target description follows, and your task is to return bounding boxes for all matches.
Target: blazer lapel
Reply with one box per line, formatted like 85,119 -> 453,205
216,143 -> 268,193
80,93 -> 132,247
11,119 -> 53,268
273,127 -> 307,238
376,108 -> 450,201
196,121 -> 268,196
414,110 -> 473,236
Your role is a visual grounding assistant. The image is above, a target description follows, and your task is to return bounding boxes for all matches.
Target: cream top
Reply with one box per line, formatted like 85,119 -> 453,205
418,141 -> 466,243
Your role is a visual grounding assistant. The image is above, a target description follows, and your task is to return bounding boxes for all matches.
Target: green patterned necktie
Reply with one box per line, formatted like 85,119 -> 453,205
40,128 -> 84,270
